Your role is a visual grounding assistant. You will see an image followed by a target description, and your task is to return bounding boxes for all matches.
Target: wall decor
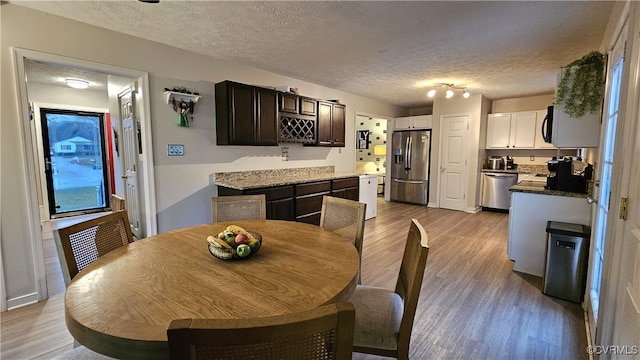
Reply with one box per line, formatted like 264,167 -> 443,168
164,87 -> 201,127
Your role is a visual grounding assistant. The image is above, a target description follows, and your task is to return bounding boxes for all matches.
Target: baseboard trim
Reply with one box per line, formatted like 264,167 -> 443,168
7,292 -> 39,311
584,309 -> 594,360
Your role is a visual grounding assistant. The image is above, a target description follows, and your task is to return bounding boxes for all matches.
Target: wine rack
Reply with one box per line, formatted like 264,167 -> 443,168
279,116 -> 316,144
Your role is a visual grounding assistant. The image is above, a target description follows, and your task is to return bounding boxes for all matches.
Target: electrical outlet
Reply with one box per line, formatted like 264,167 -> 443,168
167,144 -> 184,156
530,155 -> 535,161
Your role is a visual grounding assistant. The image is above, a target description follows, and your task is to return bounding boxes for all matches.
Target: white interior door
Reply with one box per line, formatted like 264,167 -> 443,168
118,85 -> 141,238
439,114 -> 468,211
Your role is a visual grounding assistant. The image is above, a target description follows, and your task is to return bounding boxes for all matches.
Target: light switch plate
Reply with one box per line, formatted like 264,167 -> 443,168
167,144 -> 184,156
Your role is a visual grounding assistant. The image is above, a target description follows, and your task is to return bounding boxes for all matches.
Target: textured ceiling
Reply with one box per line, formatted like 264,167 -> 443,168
12,1 -> 614,108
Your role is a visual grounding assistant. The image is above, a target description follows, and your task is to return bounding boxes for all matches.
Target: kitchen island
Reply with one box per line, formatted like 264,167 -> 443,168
507,180 -> 591,277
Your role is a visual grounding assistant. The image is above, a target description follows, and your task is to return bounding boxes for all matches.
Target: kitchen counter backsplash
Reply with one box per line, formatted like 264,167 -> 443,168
214,166 -> 358,190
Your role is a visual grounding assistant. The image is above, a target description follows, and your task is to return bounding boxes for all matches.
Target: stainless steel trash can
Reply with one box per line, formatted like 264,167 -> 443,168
543,221 -> 591,303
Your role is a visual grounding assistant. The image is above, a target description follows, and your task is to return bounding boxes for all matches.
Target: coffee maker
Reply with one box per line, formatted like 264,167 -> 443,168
505,155 -> 516,170
546,157 -> 592,193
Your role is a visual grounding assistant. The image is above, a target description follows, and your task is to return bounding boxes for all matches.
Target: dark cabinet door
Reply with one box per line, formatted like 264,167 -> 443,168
317,101 -> 333,146
269,197 -> 295,220
300,97 -> 317,116
316,101 -> 345,147
332,103 -> 346,147
215,81 -> 278,146
229,83 -> 256,145
279,93 -> 298,113
255,88 -> 278,146
331,177 -> 359,200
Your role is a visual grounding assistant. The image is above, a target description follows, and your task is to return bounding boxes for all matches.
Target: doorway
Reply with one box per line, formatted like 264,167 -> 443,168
11,48 -> 157,304
39,108 -> 111,218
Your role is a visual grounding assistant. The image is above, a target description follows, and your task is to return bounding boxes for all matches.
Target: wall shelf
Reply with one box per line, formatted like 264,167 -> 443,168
164,91 -> 201,104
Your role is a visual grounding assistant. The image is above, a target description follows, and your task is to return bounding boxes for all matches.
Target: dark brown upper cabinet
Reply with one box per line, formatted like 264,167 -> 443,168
279,92 -> 299,114
317,100 -> 346,147
215,81 -> 278,146
279,93 -> 317,117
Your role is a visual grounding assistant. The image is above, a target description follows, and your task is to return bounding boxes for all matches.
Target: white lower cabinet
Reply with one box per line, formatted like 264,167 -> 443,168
508,191 -> 591,277
359,174 -> 377,220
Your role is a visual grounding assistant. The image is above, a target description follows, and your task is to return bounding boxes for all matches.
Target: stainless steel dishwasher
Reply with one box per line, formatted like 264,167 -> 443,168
481,172 -> 518,210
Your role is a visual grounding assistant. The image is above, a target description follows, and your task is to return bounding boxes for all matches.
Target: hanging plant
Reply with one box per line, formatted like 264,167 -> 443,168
555,51 -> 605,118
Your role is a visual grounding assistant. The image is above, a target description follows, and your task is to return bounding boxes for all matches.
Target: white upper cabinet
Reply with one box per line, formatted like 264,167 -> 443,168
510,112 -> 537,148
486,111 -> 539,149
394,115 -> 432,130
486,113 -> 512,148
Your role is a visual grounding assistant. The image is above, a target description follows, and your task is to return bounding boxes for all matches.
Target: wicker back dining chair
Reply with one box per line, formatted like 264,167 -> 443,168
167,302 -> 356,360
350,219 -> 429,360
53,211 -> 134,286
211,194 -> 267,223
319,195 -> 366,283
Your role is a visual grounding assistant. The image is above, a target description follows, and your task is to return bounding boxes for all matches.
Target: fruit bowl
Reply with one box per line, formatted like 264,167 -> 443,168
207,230 -> 262,260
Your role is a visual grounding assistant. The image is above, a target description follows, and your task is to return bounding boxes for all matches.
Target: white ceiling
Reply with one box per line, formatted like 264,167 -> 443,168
13,0 -> 615,108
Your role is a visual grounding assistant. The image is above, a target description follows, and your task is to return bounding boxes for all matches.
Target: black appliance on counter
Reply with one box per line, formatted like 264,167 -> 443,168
546,157 -> 592,194
505,155 -> 516,170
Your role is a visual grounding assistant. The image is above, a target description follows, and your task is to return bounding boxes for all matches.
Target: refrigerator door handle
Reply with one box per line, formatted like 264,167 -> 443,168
393,179 -> 424,184
405,136 -> 412,170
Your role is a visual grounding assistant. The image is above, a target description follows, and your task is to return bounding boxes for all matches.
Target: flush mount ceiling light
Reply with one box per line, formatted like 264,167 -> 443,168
426,83 -> 470,99
65,79 -> 89,89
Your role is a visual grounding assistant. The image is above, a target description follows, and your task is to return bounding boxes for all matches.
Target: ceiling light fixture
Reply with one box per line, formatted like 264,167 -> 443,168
65,79 -> 89,89
426,83 -> 470,100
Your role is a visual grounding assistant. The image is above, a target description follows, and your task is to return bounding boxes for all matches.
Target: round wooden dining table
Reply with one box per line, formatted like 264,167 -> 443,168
64,220 -> 359,359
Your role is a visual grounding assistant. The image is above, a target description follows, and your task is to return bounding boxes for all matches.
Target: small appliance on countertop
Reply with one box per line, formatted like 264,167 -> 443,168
505,155 -> 516,170
487,156 -> 504,170
546,156 -> 593,193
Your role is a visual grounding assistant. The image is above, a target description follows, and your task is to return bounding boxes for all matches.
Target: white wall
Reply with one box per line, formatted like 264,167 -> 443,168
1,4 -> 406,307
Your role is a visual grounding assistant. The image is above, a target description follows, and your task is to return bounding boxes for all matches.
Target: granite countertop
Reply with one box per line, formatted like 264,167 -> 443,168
214,166 -> 358,190
481,164 -> 549,174
510,180 -> 589,198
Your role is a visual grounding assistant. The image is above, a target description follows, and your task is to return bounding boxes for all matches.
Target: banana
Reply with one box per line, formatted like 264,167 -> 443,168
215,237 -> 233,249
208,242 -> 234,260
207,235 -> 221,248
207,234 -> 236,259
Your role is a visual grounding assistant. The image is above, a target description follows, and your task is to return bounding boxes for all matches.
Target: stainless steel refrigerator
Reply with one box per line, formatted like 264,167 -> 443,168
390,130 -> 431,205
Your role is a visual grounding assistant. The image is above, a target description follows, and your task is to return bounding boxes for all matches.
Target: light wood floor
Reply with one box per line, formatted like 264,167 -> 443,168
1,198 -> 588,359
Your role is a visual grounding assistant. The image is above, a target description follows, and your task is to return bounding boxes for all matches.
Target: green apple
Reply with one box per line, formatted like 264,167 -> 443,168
225,234 -> 237,248
236,244 -> 251,257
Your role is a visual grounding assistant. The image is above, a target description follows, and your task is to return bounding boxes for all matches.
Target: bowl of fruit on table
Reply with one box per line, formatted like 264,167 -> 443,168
207,225 -> 262,260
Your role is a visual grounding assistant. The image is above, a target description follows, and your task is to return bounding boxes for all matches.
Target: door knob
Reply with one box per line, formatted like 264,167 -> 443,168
121,174 -> 128,179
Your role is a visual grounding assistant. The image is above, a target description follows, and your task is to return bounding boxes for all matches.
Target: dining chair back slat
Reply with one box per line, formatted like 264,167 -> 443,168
167,302 -> 356,360
320,195 -> 366,283
54,211 -> 134,286
211,194 -> 266,223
